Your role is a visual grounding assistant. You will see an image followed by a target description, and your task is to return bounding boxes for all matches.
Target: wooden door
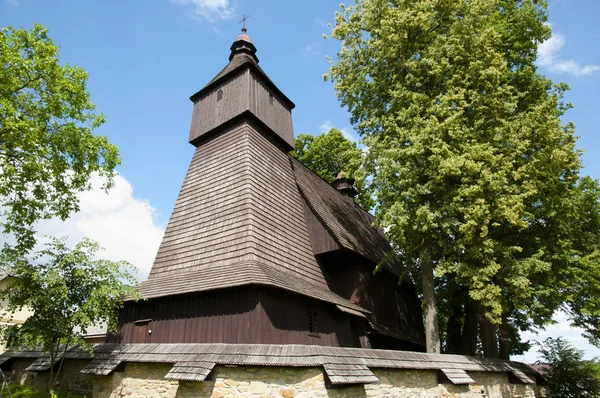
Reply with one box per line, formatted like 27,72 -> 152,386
131,319 -> 152,343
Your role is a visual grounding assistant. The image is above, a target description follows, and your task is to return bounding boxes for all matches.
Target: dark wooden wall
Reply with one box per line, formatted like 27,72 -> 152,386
189,67 -> 294,149
111,287 -> 366,347
189,69 -> 248,144
320,250 -> 425,349
248,70 -> 294,147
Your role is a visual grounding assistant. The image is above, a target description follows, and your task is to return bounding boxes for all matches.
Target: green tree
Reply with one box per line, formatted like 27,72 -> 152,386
538,337 -> 600,398
0,237 -> 139,390
326,0 -> 600,356
0,24 -> 120,253
292,127 -> 375,210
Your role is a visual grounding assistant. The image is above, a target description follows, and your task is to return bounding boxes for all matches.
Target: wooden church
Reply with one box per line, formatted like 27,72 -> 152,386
110,28 -> 425,352
1,27 -> 546,397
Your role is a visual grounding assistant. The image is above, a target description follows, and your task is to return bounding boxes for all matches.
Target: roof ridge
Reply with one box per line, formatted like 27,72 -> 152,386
288,155 -> 375,219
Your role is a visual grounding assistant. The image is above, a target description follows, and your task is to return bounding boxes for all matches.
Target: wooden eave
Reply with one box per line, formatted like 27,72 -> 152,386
4,343 -> 542,386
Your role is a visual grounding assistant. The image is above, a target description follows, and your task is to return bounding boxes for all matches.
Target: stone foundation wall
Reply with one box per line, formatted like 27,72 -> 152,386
10,358 -> 93,394
11,360 -> 548,398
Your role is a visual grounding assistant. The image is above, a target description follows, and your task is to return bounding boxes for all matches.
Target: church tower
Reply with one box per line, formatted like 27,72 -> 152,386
187,28 -> 294,149
112,29 -> 425,351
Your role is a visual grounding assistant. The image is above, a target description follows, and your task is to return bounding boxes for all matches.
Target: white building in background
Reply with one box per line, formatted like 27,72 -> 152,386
0,272 -> 33,352
0,272 -> 107,350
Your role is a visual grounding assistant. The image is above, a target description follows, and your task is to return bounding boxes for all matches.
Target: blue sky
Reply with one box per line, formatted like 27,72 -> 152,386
1,0 -> 599,361
1,0 -> 364,225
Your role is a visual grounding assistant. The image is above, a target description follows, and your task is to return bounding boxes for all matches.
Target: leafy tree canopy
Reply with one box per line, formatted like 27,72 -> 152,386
292,127 -> 375,210
0,237 -> 139,389
538,337 -> 600,398
0,24 -> 120,253
326,0 -> 600,356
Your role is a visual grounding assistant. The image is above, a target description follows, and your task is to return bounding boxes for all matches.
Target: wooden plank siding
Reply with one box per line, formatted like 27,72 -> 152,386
319,250 -> 425,349
189,57 -> 294,149
111,287 -> 366,347
189,68 -> 249,144
248,69 -> 294,146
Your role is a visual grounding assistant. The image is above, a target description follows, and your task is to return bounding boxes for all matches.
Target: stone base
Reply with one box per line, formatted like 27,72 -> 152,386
10,359 -> 548,398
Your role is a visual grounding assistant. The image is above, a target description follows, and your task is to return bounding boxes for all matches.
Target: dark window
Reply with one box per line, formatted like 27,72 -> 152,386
309,312 -> 319,334
217,89 -> 223,101
269,94 -> 274,105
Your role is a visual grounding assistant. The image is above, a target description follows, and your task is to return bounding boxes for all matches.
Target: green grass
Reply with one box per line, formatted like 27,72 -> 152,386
0,385 -> 87,398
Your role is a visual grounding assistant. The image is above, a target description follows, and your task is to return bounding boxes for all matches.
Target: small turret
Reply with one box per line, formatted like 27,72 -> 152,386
332,171 -> 358,199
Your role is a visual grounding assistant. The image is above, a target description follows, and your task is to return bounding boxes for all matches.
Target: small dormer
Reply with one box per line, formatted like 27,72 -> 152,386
187,29 -> 295,150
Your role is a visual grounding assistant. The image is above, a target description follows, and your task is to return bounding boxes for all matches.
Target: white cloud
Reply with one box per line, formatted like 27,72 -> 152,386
303,43 -> 322,61
5,0 -> 18,5
319,120 -> 358,142
512,310 -> 600,363
34,174 -> 164,281
538,31 -> 600,76
314,17 -> 328,28
170,0 -> 233,21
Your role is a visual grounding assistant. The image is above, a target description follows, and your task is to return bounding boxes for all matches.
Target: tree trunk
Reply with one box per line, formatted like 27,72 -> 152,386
421,240 -> 441,353
444,287 -> 464,354
48,337 -> 59,392
459,298 -> 478,356
53,340 -> 70,388
498,311 -> 510,360
479,309 -> 499,358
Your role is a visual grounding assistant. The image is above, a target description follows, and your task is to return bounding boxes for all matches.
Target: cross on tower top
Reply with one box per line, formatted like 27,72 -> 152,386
240,14 -> 249,33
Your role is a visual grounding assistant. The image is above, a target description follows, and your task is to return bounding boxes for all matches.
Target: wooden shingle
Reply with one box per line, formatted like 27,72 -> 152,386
290,157 -> 400,276
165,361 -> 215,381
142,124 -> 336,303
4,343 -> 543,387
25,357 -> 54,372
81,359 -> 122,376
324,363 -> 379,385
441,368 -> 475,385
511,368 -> 536,384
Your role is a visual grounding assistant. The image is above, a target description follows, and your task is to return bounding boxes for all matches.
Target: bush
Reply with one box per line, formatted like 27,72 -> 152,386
538,337 -> 600,398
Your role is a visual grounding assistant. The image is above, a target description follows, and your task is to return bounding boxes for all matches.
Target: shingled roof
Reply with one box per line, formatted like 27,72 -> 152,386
2,343 -> 541,386
136,120 -> 406,313
138,122 -> 367,314
290,157 -> 401,276
137,260 -> 367,313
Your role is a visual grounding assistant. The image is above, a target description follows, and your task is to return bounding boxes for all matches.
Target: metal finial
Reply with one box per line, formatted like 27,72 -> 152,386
240,14 -> 249,33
